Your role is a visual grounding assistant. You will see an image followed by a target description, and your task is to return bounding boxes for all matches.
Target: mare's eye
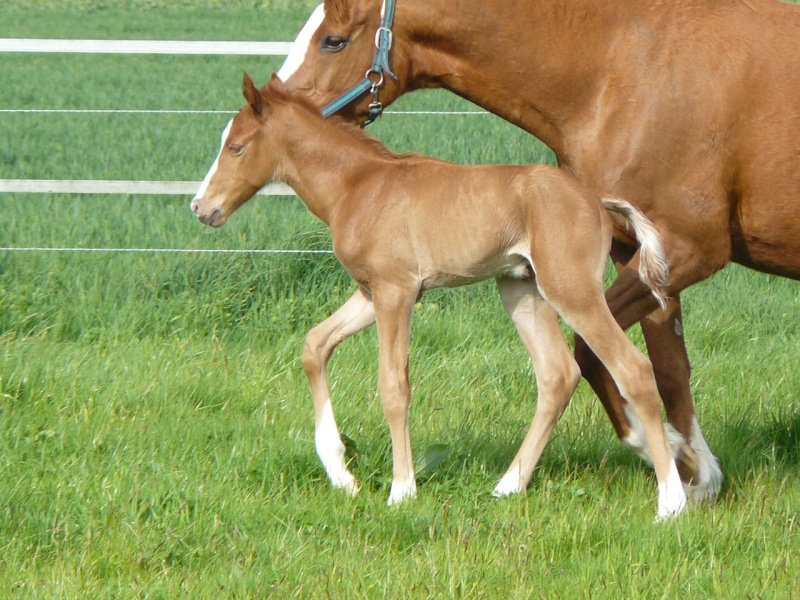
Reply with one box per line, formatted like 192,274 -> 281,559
227,143 -> 245,156
321,35 -> 348,52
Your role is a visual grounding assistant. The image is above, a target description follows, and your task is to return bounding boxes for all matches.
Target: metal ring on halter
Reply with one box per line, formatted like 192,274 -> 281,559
375,26 -> 393,50
365,68 -> 385,89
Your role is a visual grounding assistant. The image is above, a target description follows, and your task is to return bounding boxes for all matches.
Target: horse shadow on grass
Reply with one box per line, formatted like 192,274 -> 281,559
712,405 -> 800,493
343,403 -> 800,500
263,402 -> 799,504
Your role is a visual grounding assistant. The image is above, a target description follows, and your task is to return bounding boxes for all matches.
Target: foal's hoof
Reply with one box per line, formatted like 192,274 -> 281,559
331,473 -> 360,497
493,470 -> 525,497
387,479 -> 417,506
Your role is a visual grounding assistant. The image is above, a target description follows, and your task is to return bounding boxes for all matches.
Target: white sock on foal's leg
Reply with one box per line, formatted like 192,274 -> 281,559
315,401 -> 359,494
657,461 -> 687,520
388,476 -> 417,506
493,464 -> 524,497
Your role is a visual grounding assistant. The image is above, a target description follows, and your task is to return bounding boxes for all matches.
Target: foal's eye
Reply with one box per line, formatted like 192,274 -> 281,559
321,35 -> 348,52
227,143 -> 245,156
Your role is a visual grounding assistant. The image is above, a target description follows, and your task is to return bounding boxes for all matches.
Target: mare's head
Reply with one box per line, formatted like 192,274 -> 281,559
191,73 -> 284,228
278,0 -> 411,125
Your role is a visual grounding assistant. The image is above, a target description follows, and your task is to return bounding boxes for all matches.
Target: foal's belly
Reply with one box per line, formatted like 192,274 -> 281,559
419,253 -> 532,290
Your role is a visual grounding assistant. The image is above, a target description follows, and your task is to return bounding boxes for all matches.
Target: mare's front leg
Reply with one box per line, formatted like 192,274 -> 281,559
372,281 -> 418,505
303,287 -> 376,495
493,278 -> 582,497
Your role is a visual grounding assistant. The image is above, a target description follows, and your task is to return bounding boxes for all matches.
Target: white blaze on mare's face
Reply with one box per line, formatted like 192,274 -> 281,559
194,119 -> 233,202
277,4 -> 326,82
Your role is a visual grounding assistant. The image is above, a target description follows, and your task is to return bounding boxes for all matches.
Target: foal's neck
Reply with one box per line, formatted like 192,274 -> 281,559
273,103 -> 389,225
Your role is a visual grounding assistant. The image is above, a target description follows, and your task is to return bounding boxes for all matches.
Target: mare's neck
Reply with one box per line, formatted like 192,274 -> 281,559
273,104 -> 385,225
397,0 -> 644,163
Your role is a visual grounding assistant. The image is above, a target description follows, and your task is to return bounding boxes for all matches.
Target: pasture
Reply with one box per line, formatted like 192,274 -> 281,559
1,2 -> 799,597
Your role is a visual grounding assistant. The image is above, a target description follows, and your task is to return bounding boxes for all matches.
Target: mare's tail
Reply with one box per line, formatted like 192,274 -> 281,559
601,197 -> 670,310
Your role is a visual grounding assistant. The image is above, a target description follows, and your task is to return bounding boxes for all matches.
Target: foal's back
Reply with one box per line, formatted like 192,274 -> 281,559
332,156 -> 612,292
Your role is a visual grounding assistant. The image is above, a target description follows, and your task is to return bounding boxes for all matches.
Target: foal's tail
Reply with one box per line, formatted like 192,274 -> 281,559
602,197 -> 670,310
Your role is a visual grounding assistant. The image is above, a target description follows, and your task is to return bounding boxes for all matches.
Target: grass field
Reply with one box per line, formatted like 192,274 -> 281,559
1,3 -> 799,598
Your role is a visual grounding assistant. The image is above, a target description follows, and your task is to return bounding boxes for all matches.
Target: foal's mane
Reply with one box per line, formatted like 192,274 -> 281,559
262,80 -> 418,162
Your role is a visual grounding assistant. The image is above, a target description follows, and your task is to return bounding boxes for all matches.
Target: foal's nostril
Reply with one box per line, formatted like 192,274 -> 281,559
190,198 -> 199,214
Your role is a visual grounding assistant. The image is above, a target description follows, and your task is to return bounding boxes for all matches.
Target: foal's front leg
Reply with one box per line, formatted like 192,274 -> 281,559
303,287 -> 376,495
372,282 -> 418,505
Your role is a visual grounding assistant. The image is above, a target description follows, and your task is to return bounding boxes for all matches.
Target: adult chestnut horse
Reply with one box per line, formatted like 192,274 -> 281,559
192,74 -> 686,517
276,0 -> 800,502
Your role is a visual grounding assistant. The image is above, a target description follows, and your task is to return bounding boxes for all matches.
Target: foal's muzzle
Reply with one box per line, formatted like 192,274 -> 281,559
191,197 -> 226,228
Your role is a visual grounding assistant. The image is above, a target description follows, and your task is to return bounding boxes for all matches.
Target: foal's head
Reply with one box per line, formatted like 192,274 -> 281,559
191,73 -> 283,228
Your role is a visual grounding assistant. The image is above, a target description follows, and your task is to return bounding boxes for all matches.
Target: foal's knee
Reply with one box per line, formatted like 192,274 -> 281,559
538,358 -> 582,402
379,370 -> 411,417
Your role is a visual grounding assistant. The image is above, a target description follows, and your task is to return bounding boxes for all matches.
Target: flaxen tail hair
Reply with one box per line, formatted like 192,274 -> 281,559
602,198 -> 670,310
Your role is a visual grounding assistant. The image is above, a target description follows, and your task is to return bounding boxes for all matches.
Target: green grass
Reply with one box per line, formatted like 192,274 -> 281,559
1,4 -> 799,599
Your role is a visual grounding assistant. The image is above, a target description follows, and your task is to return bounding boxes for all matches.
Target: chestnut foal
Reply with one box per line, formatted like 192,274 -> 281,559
191,74 -> 687,518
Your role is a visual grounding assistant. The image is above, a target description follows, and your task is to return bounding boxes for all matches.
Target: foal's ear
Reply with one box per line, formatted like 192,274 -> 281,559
269,72 -> 286,93
242,72 -> 263,116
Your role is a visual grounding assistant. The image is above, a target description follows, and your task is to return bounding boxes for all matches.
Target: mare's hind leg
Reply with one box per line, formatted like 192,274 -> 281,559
539,276 -> 687,518
493,278 -> 582,497
303,287 -> 376,495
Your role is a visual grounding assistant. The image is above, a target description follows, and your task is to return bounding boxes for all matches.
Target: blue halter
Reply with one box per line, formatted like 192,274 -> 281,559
321,0 -> 397,125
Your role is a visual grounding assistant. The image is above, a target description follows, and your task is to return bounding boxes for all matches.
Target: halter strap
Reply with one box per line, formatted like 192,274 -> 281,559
321,0 -> 397,125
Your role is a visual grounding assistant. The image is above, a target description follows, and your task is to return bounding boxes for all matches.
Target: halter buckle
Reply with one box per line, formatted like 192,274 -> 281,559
375,26 -> 393,51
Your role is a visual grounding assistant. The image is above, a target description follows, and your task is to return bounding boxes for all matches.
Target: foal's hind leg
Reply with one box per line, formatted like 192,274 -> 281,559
493,278 -> 582,497
544,278 -> 687,518
303,287 -> 376,495
575,254 -> 721,503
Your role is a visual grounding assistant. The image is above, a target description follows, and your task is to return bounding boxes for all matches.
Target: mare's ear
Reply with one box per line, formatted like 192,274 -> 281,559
242,72 -> 263,116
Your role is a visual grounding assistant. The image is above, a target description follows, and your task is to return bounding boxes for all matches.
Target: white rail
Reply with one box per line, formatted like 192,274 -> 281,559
0,179 -> 295,196
0,38 -> 293,55
0,36 -> 483,254
0,247 -> 332,254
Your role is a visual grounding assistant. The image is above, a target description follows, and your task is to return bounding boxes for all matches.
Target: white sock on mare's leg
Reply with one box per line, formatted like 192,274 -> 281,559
621,403 -> 685,463
622,404 -> 721,504
685,417 -> 722,503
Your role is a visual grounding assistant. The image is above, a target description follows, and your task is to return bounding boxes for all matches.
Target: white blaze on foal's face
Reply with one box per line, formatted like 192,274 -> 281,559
194,119 -> 233,202
277,4 -> 326,83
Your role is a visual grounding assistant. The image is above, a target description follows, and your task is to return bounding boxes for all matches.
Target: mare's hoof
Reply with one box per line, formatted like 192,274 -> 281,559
676,442 -> 699,483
